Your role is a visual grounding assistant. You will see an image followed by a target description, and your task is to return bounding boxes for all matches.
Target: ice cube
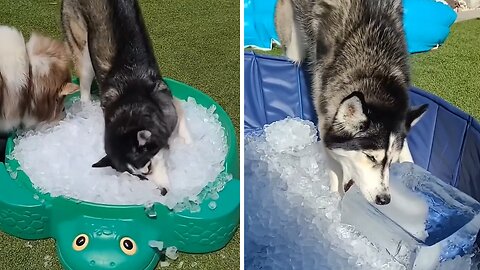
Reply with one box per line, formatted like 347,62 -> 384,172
341,162 -> 480,270
209,191 -> 219,200
165,246 -> 178,260
264,117 -> 317,153
436,255 -> 472,270
148,240 -> 163,250
190,203 -> 201,213
208,201 -> 217,210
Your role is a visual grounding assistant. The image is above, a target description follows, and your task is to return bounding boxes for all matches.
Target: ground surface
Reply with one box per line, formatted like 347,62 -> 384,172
409,19 -> 480,120
0,0 -> 239,269
248,19 -> 480,120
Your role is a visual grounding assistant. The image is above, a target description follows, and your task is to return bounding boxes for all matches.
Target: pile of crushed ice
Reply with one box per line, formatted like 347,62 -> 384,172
11,98 -> 230,209
245,117 -> 478,270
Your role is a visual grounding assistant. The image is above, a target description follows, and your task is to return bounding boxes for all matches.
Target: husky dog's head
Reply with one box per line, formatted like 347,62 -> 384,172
323,91 -> 428,205
92,80 -> 177,182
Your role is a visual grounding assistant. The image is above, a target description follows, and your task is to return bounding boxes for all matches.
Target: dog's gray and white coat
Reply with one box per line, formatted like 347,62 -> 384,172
275,0 -> 428,204
61,0 -> 191,194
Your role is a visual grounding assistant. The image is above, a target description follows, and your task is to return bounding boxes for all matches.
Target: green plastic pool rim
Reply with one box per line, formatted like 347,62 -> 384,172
5,77 -> 239,209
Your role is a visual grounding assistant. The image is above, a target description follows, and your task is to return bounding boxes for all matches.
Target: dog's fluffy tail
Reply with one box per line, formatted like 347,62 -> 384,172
26,33 -> 70,80
275,0 -> 349,63
24,32 -> 76,126
0,26 -> 29,96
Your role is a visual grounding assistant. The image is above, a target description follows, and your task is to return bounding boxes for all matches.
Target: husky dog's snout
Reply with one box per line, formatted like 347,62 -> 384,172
375,193 -> 391,205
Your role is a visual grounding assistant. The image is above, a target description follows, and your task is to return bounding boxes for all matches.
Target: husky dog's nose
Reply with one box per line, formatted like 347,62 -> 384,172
375,194 -> 391,205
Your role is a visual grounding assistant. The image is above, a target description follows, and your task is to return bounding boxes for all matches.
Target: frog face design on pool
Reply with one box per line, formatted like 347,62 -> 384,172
55,218 -> 160,269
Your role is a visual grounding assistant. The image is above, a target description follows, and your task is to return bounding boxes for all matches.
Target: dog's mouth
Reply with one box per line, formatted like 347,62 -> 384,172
127,161 -> 153,179
344,179 -> 355,192
132,173 -> 148,181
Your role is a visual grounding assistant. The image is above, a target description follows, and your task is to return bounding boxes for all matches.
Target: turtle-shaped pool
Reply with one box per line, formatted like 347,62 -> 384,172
0,78 -> 240,270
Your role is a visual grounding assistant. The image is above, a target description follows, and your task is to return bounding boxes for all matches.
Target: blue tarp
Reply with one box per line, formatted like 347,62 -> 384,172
244,51 -> 480,201
244,0 -> 457,54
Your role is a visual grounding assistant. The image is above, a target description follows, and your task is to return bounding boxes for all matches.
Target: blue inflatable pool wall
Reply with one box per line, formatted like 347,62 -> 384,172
244,51 -> 480,202
244,0 -> 457,54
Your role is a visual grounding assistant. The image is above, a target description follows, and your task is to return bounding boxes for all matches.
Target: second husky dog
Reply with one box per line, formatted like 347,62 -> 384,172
275,0 -> 428,205
61,0 -> 190,194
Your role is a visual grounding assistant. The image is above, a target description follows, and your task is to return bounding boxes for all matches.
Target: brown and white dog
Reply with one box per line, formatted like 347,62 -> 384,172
0,26 -> 78,134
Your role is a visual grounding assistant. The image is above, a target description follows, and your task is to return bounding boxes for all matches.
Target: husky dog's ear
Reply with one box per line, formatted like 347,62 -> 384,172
406,104 -> 428,130
59,83 -> 80,96
92,155 -> 112,168
137,130 -> 152,146
333,92 -> 368,135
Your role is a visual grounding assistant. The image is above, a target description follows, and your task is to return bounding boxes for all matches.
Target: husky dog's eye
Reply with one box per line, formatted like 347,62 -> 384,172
364,153 -> 376,163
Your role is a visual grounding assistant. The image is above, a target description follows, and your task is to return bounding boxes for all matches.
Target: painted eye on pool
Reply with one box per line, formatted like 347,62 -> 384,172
120,237 -> 137,255
73,234 -> 89,251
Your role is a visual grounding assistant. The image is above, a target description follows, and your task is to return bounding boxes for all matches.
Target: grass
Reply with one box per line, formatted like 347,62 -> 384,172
410,19 -> 480,120
0,0 -> 239,269
247,19 -> 480,120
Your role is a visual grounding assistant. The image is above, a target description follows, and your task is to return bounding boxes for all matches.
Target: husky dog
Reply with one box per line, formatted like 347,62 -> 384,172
275,0 -> 428,205
0,26 -> 78,134
61,0 -> 190,194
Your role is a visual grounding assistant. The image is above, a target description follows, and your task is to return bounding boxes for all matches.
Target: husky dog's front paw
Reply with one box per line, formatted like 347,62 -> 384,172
149,149 -> 170,195
80,92 -> 91,103
151,175 -> 170,196
179,134 -> 192,145
328,169 -> 339,192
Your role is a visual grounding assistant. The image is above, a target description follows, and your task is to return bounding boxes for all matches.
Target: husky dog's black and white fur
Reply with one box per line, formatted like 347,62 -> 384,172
61,0 -> 191,194
275,0 -> 428,205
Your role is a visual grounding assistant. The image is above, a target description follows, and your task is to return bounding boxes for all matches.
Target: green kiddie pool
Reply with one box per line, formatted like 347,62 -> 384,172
0,78 -> 240,270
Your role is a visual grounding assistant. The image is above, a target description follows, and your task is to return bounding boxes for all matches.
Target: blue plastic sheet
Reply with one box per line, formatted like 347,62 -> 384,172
244,0 -> 457,54
244,0 -> 279,50
244,51 -> 480,201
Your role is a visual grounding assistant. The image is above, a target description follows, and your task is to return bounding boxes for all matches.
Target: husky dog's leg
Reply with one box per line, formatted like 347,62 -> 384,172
79,46 -> 94,102
398,138 -> 414,163
149,149 -> 170,195
274,0 -> 305,63
61,4 -> 93,102
172,98 -> 192,144
287,19 -> 306,63
320,142 -> 345,196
